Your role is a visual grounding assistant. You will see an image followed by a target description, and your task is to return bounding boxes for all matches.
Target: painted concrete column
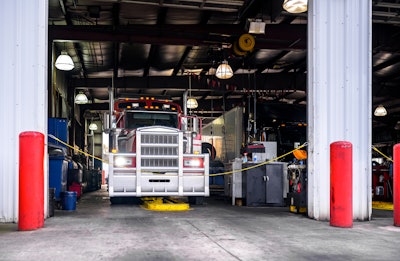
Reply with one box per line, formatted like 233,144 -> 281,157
307,0 -> 372,220
0,0 -> 48,222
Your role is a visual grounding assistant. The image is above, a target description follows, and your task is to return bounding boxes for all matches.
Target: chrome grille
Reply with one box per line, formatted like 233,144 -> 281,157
141,158 -> 178,167
141,146 -> 178,156
141,134 -> 178,144
140,132 -> 179,168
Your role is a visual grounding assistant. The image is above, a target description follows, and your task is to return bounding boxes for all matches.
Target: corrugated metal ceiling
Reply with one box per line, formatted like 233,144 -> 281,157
48,0 -> 400,144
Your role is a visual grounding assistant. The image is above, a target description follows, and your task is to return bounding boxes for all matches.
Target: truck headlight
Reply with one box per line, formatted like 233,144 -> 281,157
183,158 -> 203,168
115,156 -> 132,167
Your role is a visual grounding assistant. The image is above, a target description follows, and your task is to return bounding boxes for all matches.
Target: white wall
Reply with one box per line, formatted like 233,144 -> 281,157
307,0 -> 372,220
0,0 -> 48,222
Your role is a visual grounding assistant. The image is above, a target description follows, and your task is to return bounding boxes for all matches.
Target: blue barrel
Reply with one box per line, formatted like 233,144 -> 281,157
61,191 -> 77,211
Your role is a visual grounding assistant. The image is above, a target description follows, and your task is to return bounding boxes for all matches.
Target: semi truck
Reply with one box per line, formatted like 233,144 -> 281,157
104,96 -> 209,204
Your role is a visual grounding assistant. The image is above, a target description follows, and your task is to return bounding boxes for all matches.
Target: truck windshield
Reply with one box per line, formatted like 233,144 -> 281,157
125,111 -> 178,129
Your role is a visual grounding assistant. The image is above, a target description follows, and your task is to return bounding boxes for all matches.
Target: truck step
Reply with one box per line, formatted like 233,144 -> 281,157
141,197 -> 190,211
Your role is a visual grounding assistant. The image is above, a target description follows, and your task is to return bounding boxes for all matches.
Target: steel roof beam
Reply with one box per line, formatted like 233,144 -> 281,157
374,1 -> 400,9
70,73 -> 307,91
49,24 -> 307,50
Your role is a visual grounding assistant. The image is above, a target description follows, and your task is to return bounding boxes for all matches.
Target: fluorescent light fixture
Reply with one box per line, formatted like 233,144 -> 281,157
235,68 -> 258,74
248,19 -> 266,34
283,0 -> 308,14
187,98 -> 198,109
374,105 -> 387,116
55,51 -> 74,71
88,122 -> 98,131
216,60 -> 233,79
75,92 -> 88,104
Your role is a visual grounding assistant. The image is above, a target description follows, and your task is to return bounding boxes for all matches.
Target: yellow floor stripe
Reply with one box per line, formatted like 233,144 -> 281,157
289,205 -> 307,213
372,201 -> 393,211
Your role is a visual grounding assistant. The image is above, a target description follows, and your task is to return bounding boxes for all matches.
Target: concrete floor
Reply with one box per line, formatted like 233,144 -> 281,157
0,187 -> 399,261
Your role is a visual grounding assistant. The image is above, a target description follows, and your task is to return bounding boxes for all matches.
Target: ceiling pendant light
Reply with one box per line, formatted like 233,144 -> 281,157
75,92 -> 88,104
88,122 -> 98,131
208,67 -> 216,75
283,0 -> 308,14
55,51 -> 74,71
374,105 -> 387,116
187,98 -> 198,109
216,60 -> 233,79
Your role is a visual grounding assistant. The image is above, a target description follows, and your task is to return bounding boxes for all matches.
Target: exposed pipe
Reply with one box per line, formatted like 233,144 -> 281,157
110,40 -> 119,130
91,130 -> 95,169
247,72 -> 252,143
58,0 -> 66,16
253,72 -> 257,139
183,90 -> 188,116
109,85 -> 114,129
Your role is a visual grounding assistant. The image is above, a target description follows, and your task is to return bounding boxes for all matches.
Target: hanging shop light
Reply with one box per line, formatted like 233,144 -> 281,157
374,105 -> 387,117
187,98 -> 198,109
283,0 -> 308,14
75,92 -> 88,104
55,51 -> 74,71
88,122 -> 98,131
208,67 -> 216,75
215,60 -> 233,79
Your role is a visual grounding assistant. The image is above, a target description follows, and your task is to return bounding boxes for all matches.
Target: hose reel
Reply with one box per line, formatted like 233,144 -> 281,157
233,33 -> 256,57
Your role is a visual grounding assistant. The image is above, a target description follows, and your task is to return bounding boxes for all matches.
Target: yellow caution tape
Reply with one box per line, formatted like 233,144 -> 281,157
49,136 -> 394,181
372,146 -> 393,162
209,142 -> 308,177
210,144 -> 394,177
48,134 -> 106,163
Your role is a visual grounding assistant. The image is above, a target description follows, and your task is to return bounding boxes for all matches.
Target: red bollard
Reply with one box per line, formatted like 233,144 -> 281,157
330,141 -> 353,228
394,144 -> 400,226
19,131 -> 45,231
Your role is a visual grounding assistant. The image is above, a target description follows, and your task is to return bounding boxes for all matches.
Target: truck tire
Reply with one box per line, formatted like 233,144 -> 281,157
188,196 -> 204,205
110,197 -> 141,205
110,197 -> 123,205
202,142 -> 216,161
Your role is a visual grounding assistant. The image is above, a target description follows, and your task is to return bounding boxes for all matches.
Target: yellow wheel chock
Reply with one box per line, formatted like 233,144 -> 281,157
141,197 -> 190,211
